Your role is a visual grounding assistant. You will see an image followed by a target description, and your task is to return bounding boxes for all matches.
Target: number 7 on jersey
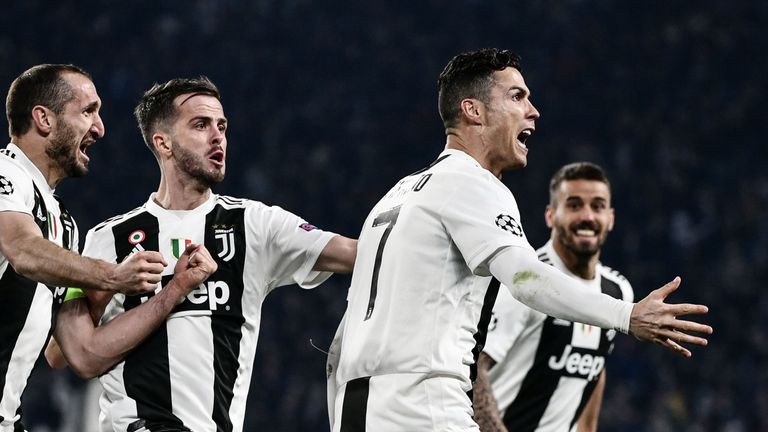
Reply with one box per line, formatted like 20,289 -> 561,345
365,205 -> 401,320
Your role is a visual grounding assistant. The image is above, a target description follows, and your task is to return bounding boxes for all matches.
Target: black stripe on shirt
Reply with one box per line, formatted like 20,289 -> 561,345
0,267 -> 38,424
340,376 -> 371,432
470,278 -> 501,384
205,205 -> 247,432
502,316 -> 569,432
112,213 -> 186,429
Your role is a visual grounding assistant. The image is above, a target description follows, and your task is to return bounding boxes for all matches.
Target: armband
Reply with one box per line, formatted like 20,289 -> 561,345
63,287 -> 86,302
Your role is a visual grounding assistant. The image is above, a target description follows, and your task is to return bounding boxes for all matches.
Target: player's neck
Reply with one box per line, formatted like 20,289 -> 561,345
445,133 -> 502,179
552,239 -> 599,280
14,137 -> 66,189
154,174 -> 211,210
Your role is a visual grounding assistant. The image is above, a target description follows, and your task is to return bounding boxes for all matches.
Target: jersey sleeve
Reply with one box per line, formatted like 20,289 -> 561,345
620,279 -> 634,303
0,158 -> 34,215
247,203 -> 336,290
482,285 -> 531,363
81,226 -> 118,262
438,171 -> 534,276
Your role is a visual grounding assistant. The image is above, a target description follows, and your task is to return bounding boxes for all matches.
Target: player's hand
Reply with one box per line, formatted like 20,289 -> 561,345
110,251 -> 167,295
629,276 -> 712,357
172,244 -> 218,292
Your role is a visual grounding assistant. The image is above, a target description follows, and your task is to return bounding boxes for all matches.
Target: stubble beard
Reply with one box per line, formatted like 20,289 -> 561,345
46,120 -> 88,178
172,141 -> 224,189
555,223 -> 605,259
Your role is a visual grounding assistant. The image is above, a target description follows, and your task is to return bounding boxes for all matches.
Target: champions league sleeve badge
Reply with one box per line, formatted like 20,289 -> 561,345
0,175 -> 14,196
495,214 -> 524,237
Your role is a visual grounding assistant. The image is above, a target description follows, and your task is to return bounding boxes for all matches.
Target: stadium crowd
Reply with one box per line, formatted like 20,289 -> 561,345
1,0 -> 765,430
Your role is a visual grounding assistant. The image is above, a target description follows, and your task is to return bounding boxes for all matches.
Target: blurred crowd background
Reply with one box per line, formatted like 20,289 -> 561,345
2,0 -> 766,431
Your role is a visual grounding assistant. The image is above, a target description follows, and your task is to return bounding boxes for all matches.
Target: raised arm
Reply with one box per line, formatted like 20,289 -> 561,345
472,352 -> 508,432
313,235 -> 357,274
0,211 -> 166,295
50,244 -> 216,379
487,246 -> 712,357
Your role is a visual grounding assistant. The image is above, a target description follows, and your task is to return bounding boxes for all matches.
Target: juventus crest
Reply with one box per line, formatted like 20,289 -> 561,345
215,228 -> 236,261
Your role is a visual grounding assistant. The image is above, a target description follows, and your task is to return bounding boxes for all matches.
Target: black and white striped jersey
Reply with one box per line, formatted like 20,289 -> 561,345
83,193 -> 335,432
0,143 -> 76,431
483,240 -> 633,432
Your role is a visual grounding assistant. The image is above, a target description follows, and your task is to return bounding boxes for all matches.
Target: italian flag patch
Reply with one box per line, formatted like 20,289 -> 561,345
171,238 -> 192,259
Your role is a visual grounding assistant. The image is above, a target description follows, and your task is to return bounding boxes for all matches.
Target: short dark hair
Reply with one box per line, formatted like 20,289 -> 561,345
134,76 -> 220,154
437,48 -> 522,129
549,162 -> 611,205
5,64 -> 91,137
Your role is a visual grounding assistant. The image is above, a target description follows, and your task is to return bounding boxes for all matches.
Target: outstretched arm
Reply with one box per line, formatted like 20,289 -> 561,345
49,244 -> 217,379
0,211 -> 166,295
472,353 -> 508,432
488,246 -> 712,357
313,235 -> 357,274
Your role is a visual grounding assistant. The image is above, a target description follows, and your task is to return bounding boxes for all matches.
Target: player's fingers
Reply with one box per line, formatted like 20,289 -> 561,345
142,262 -> 166,275
655,327 -> 708,347
670,318 -> 713,335
138,250 -> 168,267
144,272 -> 162,285
656,337 -> 692,358
653,276 -> 681,299
666,303 -> 709,317
198,245 -> 214,261
181,243 -> 200,257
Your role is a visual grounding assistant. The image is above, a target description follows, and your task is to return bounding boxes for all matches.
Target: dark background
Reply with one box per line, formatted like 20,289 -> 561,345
2,1 -> 766,431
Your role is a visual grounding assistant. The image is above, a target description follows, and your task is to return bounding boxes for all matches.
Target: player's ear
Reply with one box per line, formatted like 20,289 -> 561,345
152,132 -> 172,157
544,204 -> 554,228
606,207 -> 615,232
460,98 -> 483,125
30,105 -> 54,136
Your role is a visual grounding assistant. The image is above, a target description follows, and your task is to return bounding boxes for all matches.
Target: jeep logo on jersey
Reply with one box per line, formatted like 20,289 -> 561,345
171,238 -> 192,259
215,228 -> 236,261
495,214 -> 523,237
0,175 -> 14,195
547,344 -> 605,381
187,280 -> 231,311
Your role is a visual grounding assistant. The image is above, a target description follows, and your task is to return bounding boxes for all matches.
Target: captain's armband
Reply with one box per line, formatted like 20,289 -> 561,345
63,287 -> 86,302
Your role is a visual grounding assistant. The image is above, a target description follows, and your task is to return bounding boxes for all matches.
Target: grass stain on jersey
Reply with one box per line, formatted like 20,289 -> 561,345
512,271 -> 540,285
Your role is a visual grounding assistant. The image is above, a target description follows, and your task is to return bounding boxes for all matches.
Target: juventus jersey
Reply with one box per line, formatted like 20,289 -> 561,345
336,149 -> 535,393
83,193 -> 335,432
483,240 -> 634,432
0,143 -> 76,431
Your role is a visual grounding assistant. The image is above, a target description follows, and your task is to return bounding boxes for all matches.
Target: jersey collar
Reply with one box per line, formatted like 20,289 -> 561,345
5,142 -> 55,194
144,191 -> 217,219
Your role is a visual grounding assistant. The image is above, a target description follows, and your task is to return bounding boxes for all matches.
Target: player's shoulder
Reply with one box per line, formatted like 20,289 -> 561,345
598,263 -> 634,300
215,194 -> 250,209
90,204 -> 149,234
413,151 -> 509,203
0,148 -> 29,178
231,195 -> 306,225
428,151 -> 496,181
535,245 -> 556,267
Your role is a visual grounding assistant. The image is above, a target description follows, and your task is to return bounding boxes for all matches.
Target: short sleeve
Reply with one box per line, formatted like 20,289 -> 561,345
482,285 -> 531,363
438,172 -> 534,276
0,159 -> 34,215
247,203 -> 336,290
82,226 -> 118,262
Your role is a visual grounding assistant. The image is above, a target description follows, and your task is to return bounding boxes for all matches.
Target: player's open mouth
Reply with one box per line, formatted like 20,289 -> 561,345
79,140 -> 93,161
517,128 -> 534,149
575,229 -> 596,237
208,150 -> 225,165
